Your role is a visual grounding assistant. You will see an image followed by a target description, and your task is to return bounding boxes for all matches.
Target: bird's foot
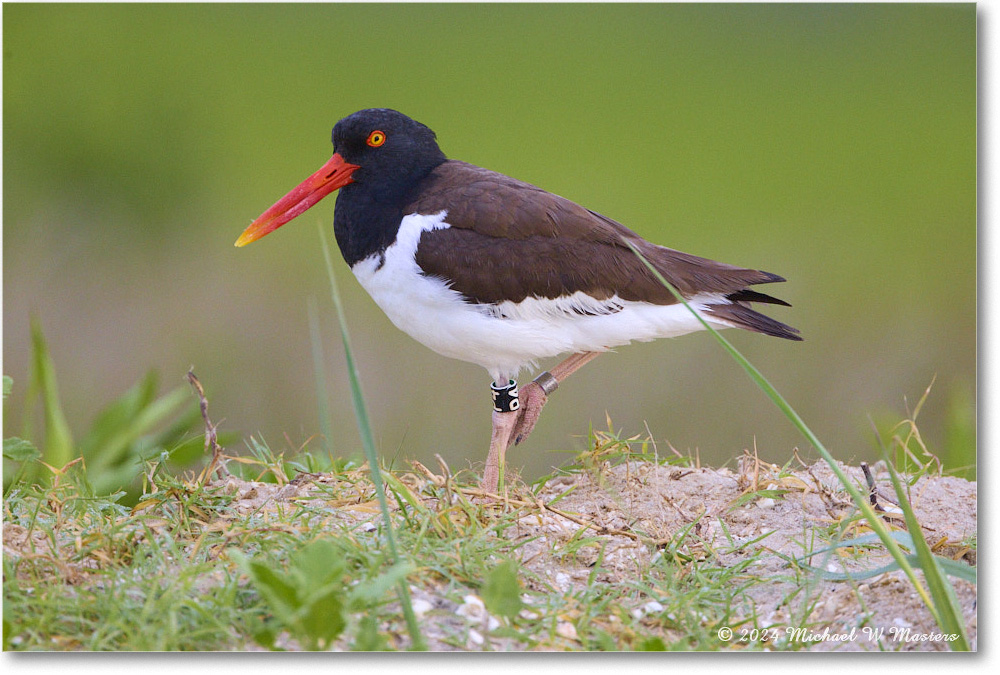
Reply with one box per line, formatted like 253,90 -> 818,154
511,381 -> 548,446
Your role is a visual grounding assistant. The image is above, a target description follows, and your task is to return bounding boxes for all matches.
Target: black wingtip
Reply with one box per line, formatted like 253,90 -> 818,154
726,289 -> 792,307
706,303 -> 803,341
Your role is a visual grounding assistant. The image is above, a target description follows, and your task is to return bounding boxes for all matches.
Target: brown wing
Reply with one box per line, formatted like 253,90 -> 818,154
408,160 -> 787,307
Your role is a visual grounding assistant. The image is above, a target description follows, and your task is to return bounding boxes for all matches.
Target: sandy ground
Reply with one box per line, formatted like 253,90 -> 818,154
4,455 -> 977,651
505,457 -> 977,651
229,455 -> 977,651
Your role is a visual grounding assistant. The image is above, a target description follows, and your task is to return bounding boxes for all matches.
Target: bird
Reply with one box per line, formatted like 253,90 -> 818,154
236,108 -> 801,494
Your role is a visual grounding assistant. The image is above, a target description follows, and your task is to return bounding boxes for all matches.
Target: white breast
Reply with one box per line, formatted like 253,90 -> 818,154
351,211 -> 729,382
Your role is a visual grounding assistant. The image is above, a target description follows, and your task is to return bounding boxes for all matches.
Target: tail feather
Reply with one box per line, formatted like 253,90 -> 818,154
640,242 -> 802,341
725,288 -> 792,307
705,302 -> 802,341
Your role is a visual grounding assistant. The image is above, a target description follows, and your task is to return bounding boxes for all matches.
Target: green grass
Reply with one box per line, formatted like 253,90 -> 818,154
2,412 -> 976,651
3,320 -> 205,501
0,441 -> 776,651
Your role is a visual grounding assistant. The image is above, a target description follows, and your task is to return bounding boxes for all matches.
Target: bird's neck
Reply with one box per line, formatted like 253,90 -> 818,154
333,185 -> 405,267
333,158 -> 447,267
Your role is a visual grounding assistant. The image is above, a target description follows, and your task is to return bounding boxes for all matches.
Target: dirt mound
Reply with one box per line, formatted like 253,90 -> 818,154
5,455 -> 973,651
509,458 -> 976,651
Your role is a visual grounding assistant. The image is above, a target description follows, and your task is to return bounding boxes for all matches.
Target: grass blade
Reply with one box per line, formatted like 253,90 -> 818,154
29,318 -> 74,471
317,223 -> 426,650
800,554 -> 976,585
307,296 -> 336,464
84,385 -> 190,472
880,440 -> 971,644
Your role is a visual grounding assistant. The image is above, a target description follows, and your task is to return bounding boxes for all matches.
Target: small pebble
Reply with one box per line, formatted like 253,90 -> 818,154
456,594 -> 499,630
456,595 -> 486,620
556,622 -> 578,640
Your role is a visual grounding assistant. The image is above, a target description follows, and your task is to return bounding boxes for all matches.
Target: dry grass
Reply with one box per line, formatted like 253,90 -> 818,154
3,426 -> 977,651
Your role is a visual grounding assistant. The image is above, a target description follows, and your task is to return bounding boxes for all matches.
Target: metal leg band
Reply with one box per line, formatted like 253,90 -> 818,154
491,379 -> 520,413
533,371 -> 559,396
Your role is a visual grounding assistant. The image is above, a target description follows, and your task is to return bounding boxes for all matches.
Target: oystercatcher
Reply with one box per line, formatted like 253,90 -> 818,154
236,108 -> 801,493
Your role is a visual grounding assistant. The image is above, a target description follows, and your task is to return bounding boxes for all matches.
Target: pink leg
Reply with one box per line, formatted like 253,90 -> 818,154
549,351 -> 604,382
482,352 -> 602,492
482,409 -> 519,492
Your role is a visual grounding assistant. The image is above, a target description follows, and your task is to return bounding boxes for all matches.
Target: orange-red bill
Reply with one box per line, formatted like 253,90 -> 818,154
235,152 -> 360,247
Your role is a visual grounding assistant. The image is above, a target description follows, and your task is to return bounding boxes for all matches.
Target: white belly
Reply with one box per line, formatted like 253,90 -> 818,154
351,211 -> 728,381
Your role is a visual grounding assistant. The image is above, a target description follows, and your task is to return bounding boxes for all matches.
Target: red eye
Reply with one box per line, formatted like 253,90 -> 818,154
366,130 -> 386,147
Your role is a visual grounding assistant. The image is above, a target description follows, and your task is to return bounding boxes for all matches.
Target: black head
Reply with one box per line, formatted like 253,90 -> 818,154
235,108 -> 448,248
332,109 -> 447,198
324,110 -> 449,264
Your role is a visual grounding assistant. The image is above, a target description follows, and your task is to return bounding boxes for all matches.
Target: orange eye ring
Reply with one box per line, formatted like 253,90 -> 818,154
366,130 -> 386,147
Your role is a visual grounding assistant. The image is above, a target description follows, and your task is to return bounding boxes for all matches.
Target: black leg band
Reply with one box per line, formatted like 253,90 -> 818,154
491,379 -> 520,413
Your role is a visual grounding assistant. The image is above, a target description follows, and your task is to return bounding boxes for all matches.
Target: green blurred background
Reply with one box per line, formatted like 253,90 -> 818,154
3,3 -> 976,482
